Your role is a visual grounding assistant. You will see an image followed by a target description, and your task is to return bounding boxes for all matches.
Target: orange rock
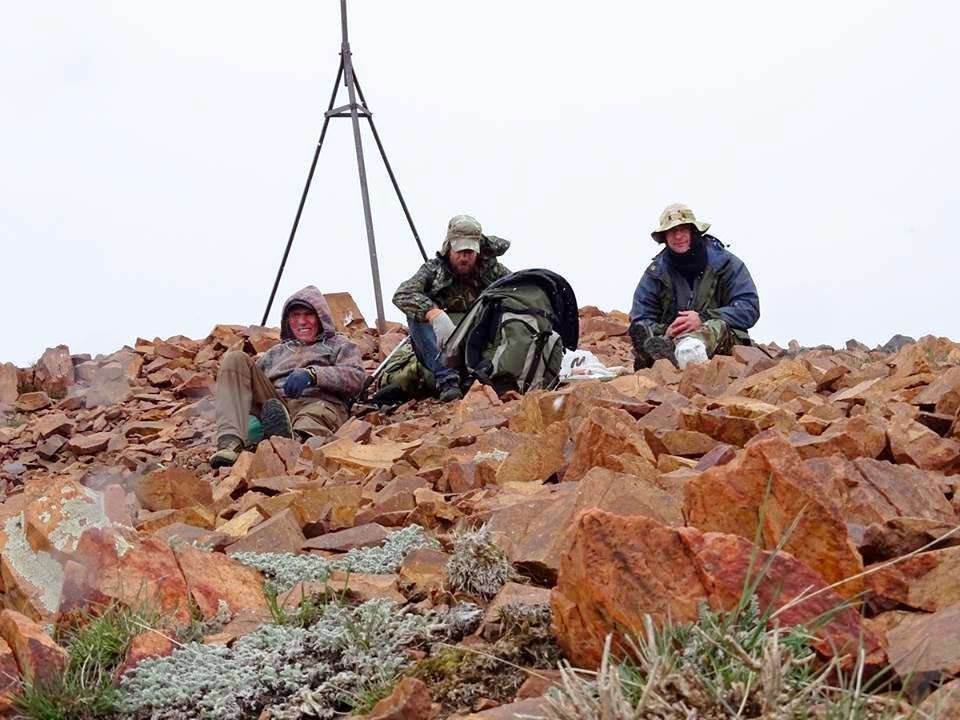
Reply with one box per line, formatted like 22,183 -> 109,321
886,604 -> 960,677
790,414 -> 887,460
135,466 -> 214,512
77,531 -> 192,625
0,363 -> 18,408
66,431 -> 113,455
913,366 -> 960,416
551,509 -> 878,669
680,407 -> 763,447
174,543 -> 267,619
566,406 -> 656,480
15,391 -> 51,413
34,345 -> 75,397
224,508 -> 304,555
137,506 -> 215,533
399,548 -> 449,598
363,677 -> 432,720
888,415 -> 960,473
0,609 -> 67,683
487,467 -> 682,583
0,636 -> 20,710
115,629 -> 175,678
866,545 -> 960,612
685,433 -> 864,599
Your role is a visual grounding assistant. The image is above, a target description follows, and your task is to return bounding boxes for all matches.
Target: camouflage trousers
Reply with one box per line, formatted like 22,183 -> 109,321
215,351 -> 347,442
630,319 -> 734,370
683,318 -> 733,357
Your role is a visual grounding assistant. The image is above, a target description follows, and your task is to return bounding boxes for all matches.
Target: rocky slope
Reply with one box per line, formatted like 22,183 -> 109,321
1,295 -> 960,718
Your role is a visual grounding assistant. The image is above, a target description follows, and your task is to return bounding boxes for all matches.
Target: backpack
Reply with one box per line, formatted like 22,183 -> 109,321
441,269 -> 579,395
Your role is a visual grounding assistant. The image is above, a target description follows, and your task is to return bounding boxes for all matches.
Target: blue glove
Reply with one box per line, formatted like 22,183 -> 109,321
283,369 -> 313,398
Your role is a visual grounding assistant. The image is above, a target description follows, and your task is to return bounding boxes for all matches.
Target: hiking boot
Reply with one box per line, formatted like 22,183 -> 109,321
629,324 -> 655,370
261,398 -> 294,439
209,434 -> 243,469
643,336 -> 678,368
437,378 -> 463,403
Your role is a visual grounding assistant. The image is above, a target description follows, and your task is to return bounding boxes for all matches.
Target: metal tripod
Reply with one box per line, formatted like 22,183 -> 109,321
261,0 -> 427,333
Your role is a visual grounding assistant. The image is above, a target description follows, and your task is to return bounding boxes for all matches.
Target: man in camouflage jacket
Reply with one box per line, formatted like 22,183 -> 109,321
210,286 -> 366,468
629,203 -> 760,371
392,214 -> 511,401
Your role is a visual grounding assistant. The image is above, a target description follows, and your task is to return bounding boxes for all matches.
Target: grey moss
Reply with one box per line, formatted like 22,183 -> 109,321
233,524 -> 438,592
444,525 -> 512,599
118,599 -> 464,720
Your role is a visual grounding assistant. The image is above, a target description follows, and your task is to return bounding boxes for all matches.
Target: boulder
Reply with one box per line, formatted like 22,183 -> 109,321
685,433 -> 864,599
551,509 -> 879,669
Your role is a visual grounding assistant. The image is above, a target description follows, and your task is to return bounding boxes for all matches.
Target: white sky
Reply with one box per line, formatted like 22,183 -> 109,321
2,1 -> 957,366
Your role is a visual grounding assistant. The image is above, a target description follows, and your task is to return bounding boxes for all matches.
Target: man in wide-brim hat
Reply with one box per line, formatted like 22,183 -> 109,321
628,203 -> 760,370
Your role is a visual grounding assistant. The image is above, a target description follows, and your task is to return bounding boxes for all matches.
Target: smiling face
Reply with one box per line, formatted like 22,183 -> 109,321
665,224 -> 693,254
288,306 -> 320,343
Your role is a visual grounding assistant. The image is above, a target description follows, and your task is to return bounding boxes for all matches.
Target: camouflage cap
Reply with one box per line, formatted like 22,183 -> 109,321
651,203 -> 710,243
444,214 -> 482,254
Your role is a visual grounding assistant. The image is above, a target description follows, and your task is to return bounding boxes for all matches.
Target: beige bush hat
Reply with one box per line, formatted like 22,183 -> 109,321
651,203 -> 710,243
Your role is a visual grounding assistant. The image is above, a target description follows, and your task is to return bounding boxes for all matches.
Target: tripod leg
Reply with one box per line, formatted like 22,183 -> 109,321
354,72 -> 427,262
261,62 -> 345,326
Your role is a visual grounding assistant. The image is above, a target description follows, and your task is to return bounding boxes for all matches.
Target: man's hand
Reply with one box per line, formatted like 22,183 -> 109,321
424,307 -> 443,322
282,369 -> 314,399
429,310 -> 457,349
666,311 -> 703,338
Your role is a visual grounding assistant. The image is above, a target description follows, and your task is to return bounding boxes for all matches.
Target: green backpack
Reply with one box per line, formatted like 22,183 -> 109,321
442,269 -> 580,395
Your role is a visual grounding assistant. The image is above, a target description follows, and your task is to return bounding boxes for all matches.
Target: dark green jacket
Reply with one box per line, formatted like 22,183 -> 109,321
392,236 -> 511,322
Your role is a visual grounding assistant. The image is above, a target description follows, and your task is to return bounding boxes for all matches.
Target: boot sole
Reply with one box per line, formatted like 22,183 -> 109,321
261,398 -> 294,440
644,337 -> 679,368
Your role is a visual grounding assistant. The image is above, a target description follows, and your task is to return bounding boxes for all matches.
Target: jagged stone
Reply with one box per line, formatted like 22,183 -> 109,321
566,406 -> 656,480
486,466 -> 682,583
867,545 -> 960,612
887,604 -> 960,676
685,433 -> 864,598
33,345 -> 75,397
0,609 -> 67,683
552,509 -> 877,669
174,542 -> 267,619
15,391 -> 51,412
225,508 -> 304,554
135,465 -> 213,512
888,415 -> 960,473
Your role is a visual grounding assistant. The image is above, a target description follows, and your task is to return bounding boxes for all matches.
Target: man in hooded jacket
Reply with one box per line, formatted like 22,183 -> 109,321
629,203 -> 760,370
209,286 -> 366,468
392,214 -> 511,401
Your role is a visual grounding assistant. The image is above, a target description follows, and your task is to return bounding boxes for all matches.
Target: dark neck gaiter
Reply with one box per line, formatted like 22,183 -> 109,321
666,231 -> 708,285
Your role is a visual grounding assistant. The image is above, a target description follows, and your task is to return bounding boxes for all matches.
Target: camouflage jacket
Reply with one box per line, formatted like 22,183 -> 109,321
257,286 -> 366,410
392,236 -> 511,322
629,235 -> 760,341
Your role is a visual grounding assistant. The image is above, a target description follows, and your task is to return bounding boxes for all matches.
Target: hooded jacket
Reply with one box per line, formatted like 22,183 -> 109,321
256,286 -> 366,410
629,235 -> 760,339
392,235 -> 512,322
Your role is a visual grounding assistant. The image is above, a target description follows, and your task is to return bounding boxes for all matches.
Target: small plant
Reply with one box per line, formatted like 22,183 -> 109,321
533,604 -> 910,720
15,602 -> 161,720
234,524 -> 438,592
117,599 -> 462,720
265,581 -> 329,628
444,524 -> 512,599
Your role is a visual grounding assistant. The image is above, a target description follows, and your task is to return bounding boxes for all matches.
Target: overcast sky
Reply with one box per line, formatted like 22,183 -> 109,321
2,1 -> 957,366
